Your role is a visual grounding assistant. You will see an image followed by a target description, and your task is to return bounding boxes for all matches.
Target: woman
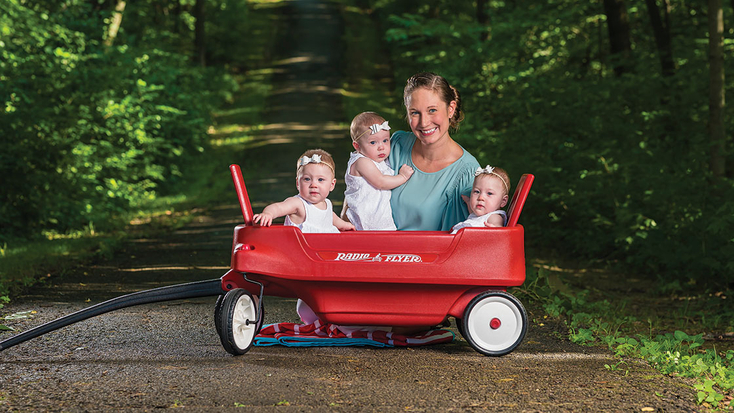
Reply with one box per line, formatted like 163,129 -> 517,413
388,72 -> 480,231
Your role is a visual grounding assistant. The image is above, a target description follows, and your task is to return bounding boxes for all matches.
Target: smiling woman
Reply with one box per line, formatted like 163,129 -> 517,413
388,72 -> 481,231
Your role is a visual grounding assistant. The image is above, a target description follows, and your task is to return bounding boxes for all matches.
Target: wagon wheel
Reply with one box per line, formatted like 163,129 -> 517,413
218,288 -> 263,356
455,317 -> 466,339
216,292 -> 264,338
461,291 -> 527,356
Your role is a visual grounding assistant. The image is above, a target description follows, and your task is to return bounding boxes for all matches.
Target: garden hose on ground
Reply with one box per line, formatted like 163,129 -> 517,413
0,279 -> 224,352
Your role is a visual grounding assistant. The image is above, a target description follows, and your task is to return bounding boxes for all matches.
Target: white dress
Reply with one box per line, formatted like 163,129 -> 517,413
450,210 -> 507,234
284,195 -> 339,233
344,152 -> 397,231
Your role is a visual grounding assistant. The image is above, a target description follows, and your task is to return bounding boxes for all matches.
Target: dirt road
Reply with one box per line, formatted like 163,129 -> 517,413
0,0 -> 701,411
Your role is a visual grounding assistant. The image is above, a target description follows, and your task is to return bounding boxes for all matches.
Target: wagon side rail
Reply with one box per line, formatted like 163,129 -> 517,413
230,164 -> 254,225
506,174 -> 534,228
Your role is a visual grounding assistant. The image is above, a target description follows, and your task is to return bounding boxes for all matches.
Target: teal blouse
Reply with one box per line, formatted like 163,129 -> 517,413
389,131 -> 480,231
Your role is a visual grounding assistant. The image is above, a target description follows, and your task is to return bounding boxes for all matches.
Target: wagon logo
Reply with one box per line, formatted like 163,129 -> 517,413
332,252 -> 422,263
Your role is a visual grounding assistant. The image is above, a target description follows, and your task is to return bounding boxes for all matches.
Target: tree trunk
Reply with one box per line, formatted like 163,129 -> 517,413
709,0 -> 727,177
104,1 -> 126,47
172,0 -> 182,34
602,0 -> 632,76
477,0 -> 489,41
645,0 -> 675,77
194,0 -> 206,67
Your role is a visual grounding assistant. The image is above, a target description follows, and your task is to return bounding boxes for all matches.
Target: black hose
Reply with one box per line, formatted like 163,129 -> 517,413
0,279 -> 225,352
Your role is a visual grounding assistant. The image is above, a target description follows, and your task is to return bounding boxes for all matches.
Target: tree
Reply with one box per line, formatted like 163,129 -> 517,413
194,0 -> 206,67
477,0 -> 489,41
602,0 -> 632,75
709,0 -> 727,177
645,0 -> 675,77
104,1 -> 126,47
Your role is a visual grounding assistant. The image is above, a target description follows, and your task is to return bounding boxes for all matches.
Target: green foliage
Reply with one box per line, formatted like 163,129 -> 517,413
538,284 -> 734,407
369,0 -> 734,286
0,0 -> 237,241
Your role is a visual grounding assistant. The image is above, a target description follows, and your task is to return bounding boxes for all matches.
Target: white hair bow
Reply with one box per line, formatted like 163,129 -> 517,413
474,165 -> 509,192
369,121 -> 391,135
475,165 -> 495,176
300,154 -> 323,166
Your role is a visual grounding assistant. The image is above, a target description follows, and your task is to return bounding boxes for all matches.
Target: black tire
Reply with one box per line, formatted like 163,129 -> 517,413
214,295 -> 224,337
462,291 -> 527,356
455,317 -> 466,340
218,289 -> 260,356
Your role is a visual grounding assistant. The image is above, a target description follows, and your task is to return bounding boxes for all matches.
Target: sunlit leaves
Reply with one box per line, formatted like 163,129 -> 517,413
0,1 -> 233,241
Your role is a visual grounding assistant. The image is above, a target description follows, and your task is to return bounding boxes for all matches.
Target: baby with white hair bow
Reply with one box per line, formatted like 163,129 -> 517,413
450,165 -> 511,234
253,149 -> 355,233
343,111 -> 414,230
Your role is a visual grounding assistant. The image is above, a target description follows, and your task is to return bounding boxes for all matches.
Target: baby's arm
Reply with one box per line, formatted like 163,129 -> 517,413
483,213 -> 505,228
253,197 -> 304,226
333,212 -> 355,231
353,157 -> 414,190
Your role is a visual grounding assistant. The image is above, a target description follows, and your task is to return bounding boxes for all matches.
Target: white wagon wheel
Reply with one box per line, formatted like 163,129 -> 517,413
218,288 -> 262,355
461,291 -> 527,356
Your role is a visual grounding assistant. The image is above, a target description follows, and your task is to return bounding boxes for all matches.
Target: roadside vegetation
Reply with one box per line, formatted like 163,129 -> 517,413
0,0 -> 278,309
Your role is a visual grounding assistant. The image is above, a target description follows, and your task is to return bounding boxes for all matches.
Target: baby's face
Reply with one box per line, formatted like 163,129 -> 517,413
468,174 -> 508,216
355,129 -> 390,162
296,163 -> 336,205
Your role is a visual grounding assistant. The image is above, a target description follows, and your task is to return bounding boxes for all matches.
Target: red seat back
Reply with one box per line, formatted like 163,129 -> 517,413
505,174 -> 534,227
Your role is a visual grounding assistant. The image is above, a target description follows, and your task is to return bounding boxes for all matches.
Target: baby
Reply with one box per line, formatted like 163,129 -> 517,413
344,112 -> 414,230
253,149 -> 354,325
253,149 -> 354,233
451,165 -> 511,234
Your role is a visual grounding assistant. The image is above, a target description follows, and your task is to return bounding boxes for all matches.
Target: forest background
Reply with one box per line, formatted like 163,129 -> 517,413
3,0 -> 732,294
1,0 -> 733,407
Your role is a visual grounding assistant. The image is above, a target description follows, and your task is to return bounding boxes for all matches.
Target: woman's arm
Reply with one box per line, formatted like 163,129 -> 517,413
253,197 -> 304,226
352,157 -> 414,190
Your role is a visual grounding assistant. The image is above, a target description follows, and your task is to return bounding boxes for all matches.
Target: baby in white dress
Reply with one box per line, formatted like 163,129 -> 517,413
451,166 -> 511,234
344,112 -> 414,230
253,149 -> 354,233
253,149 -> 355,325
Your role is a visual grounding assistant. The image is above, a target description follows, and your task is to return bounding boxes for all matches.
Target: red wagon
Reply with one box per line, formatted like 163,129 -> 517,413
0,165 -> 534,358
217,165 -> 535,356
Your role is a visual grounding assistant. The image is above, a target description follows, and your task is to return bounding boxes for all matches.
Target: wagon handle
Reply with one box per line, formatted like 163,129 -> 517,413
230,164 -> 254,225
506,174 -> 534,227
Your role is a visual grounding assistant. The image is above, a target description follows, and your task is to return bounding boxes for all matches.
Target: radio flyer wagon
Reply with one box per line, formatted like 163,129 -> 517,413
0,165 -> 534,357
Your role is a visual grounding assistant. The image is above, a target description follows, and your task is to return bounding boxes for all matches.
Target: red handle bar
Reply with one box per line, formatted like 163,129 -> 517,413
229,164 -> 254,225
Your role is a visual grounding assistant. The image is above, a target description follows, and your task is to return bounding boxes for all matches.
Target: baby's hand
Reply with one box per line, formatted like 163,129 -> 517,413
398,164 -> 414,181
340,222 -> 356,231
253,213 -> 274,227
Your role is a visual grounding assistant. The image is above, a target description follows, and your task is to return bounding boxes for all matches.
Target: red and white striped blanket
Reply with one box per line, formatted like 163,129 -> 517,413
254,319 -> 454,348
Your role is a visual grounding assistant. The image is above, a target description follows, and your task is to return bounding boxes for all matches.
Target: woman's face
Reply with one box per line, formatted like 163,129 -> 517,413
406,87 -> 456,146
